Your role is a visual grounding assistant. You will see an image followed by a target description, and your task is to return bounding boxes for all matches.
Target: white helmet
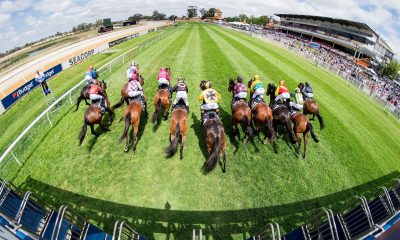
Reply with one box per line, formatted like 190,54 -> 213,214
131,61 -> 136,67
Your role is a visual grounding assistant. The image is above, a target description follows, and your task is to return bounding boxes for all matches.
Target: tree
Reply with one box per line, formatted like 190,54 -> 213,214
187,6 -> 198,18
200,8 -> 208,19
168,15 -> 177,21
152,10 -> 166,20
382,60 -> 400,80
129,13 -> 143,22
208,8 -> 216,18
238,14 -> 248,22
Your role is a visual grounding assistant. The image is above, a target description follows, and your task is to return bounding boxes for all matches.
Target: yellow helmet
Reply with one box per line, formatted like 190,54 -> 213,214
295,87 -> 300,93
253,75 -> 260,81
279,80 -> 285,86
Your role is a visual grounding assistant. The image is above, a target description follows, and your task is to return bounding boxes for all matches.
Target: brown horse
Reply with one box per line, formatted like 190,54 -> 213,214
152,87 -> 170,124
228,80 -> 253,142
75,80 -> 107,111
119,101 -> 143,153
112,77 -> 145,109
291,112 -> 319,158
165,104 -> 188,159
266,83 -> 296,143
251,99 -> 276,144
298,82 -> 325,130
78,84 -> 113,145
202,117 -> 227,173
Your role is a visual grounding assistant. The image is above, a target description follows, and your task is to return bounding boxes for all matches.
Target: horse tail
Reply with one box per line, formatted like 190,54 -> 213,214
267,120 -> 276,143
315,111 -> 325,130
204,135 -> 221,172
165,122 -> 180,156
308,122 -> 319,143
240,115 -> 254,138
119,112 -> 131,144
78,117 -> 88,146
112,97 -> 125,110
152,98 -> 162,124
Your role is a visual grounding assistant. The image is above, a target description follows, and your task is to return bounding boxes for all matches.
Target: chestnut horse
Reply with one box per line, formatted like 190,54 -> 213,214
228,80 -> 254,142
165,103 -> 188,159
152,86 -> 170,124
251,99 -> 276,144
266,83 -> 296,143
203,118 -> 227,173
78,83 -> 113,145
298,82 -> 325,130
291,112 -> 319,158
112,77 -> 145,109
75,80 -> 107,111
119,101 -> 143,153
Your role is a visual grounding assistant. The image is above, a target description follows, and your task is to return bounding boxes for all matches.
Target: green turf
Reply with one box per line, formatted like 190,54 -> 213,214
1,23 -> 400,239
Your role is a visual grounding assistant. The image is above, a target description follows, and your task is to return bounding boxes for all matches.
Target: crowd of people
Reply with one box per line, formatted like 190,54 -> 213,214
257,30 -> 400,115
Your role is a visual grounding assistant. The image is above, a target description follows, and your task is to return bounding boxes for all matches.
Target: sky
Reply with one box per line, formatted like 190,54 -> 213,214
0,0 -> 399,57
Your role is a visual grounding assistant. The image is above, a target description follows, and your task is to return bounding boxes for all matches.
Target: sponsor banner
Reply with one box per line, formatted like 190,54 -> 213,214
1,64 -> 62,110
68,48 -> 98,67
108,37 -> 128,48
127,33 -> 139,40
0,101 -> 5,115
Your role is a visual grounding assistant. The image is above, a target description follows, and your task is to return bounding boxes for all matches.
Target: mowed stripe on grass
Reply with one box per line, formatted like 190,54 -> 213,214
1,23 -> 399,238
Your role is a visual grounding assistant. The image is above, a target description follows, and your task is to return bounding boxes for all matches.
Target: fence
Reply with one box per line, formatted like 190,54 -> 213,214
0,24 -> 185,170
223,26 -> 400,121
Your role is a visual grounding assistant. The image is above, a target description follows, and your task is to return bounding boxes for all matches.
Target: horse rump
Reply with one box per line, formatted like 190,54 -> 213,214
165,122 -> 180,157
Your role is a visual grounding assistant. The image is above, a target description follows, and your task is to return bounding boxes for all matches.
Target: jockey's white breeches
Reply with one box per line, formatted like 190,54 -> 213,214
173,91 -> 189,106
201,102 -> 219,110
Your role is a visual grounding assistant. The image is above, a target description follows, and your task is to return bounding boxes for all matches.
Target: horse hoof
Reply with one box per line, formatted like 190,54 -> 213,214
124,146 -> 129,152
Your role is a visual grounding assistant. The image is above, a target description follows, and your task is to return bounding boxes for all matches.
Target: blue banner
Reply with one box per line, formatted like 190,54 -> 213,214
1,64 -> 63,110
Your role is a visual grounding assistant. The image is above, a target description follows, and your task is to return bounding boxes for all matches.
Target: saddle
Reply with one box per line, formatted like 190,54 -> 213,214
129,95 -> 146,109
159,83 -> 170,91
270,100 -> 288,111
202,110 -> 220,126
232,98 -> 247,111
172,100 -> 188,113
250,97 -> 265,109
91,99 -> 106,113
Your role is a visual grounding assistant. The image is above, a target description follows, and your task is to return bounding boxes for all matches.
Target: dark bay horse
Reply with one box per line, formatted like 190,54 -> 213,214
228,80 -> 253,142
119,101 -> 143,153
165,103 -> 188,159
298,82 -> 325,130
266,83 -> 295,143
203,117 -> 227,173
78,85 -> 113,145
75,80 -> 107,111
112,77 -> 145,109
291,112 -> 319,158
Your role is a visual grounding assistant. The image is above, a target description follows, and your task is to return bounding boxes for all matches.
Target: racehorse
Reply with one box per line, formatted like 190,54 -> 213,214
112,77 -> 145,109
248,94 -> 276,144
118,100 -> 144,153
298,82 -> 325,130
228,79 -> 253,142
152,68 -> 171,124
165,101 -> 188,159
75,80 -> 107,111
291,112 -> 319,158
266,83 -> 296,143
78,82 -> 113,145
203,117 -> 227,173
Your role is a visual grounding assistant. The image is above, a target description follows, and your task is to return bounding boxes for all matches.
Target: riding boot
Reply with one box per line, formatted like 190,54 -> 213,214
100,99 -> 106,114
186,105 -> 190,113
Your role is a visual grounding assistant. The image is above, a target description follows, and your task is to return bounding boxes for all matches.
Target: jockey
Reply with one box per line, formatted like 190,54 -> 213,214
35,70 -> 51,95
85,65 -> 98,80
274,80 -> 290,104
302,81 -> 314,99
158,67 -> 171,89
127,77 -> 146,111
231,76 -> 247,110
289,88 -> 304,112
171,78 -> 189,113
126,62 -> 140,82
249,74 -> 265,101
199,80 -> 221,122
89,79 -> 106,113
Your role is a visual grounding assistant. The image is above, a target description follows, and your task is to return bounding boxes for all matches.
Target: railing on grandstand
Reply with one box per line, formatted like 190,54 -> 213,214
224,25 -> 400,122
0,24 -> 186,167
248,179 -> 400,240
0,178 -> 146,240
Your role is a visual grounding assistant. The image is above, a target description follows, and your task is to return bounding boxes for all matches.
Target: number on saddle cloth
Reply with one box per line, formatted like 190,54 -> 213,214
251,96 -> 264,109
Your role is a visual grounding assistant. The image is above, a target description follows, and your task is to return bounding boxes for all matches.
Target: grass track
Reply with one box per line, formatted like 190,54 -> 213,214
1,23 -> 400,239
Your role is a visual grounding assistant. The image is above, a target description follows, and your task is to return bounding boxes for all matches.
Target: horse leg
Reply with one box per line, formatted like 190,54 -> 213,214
267,121 -> 276,144
311,113 -> 315,121
75,96 -> 82,112
303,133 -> 307,159
296,133 -> 301,155
100,121 -> 110,131
132,124 -> 139,154
180,135 -> 186,160
163,104 -> 169,120
222,151 -> 227,173
90,124 -> 98,137
315,112 -> 325,130
84,99 -> 89,105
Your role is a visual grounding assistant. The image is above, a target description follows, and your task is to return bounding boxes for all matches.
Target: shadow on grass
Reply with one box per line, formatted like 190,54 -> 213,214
190,113 -> 208,160
19,172 -> 399,240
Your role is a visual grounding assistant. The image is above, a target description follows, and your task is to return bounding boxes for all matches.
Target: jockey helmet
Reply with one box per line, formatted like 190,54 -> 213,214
295,88 -> 300,93
89,65 -> 94,70
237,76 -> 243,83
253,75 -> 260,81
305,81 -> 310,86
131,61 -> 136,67
160,67 -> 165,71
279,80 -> 285,86
177,78 -> 185,83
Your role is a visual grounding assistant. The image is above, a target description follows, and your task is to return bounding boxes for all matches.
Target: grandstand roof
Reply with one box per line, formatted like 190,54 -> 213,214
275,14 -> 373,32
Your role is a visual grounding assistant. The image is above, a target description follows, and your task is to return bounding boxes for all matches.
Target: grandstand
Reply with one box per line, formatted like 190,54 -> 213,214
272,14 -> 395,67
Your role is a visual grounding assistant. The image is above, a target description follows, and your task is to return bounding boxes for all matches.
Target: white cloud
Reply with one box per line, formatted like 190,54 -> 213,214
0,0 -> 399,56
